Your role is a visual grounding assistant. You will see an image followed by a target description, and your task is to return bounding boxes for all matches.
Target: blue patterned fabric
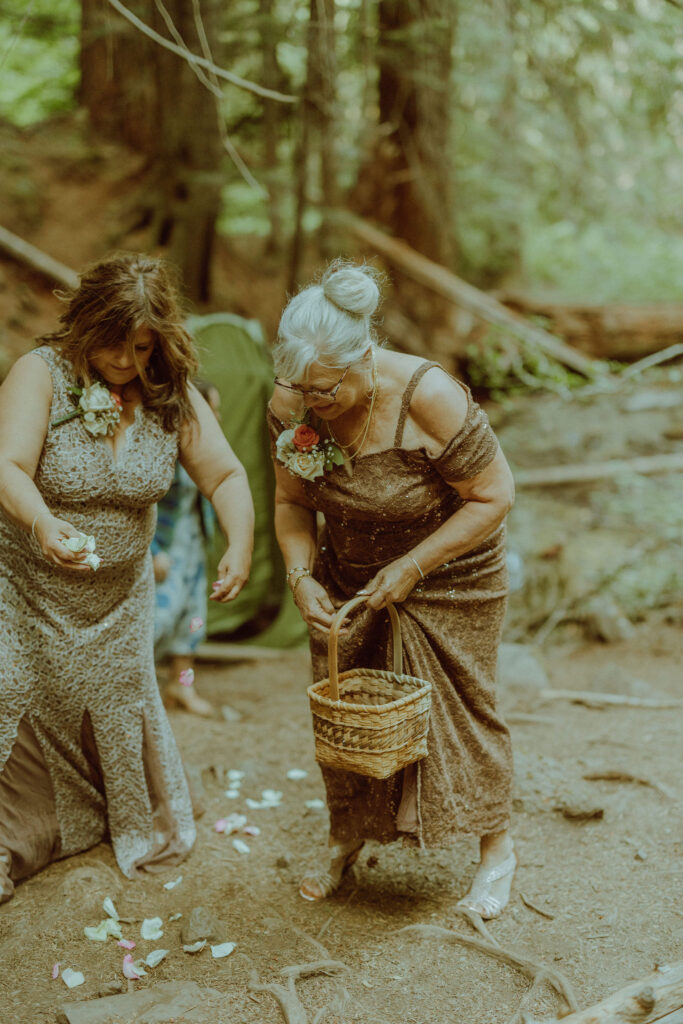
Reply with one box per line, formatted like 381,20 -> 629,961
153,463 -> 214,658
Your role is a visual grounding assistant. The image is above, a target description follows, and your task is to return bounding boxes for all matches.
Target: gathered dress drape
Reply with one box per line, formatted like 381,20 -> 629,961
268,362 -> 513,849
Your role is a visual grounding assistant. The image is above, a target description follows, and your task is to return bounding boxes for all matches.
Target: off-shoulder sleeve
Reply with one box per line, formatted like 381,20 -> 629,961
266,405 -> 282,459
428,393 -> 499,483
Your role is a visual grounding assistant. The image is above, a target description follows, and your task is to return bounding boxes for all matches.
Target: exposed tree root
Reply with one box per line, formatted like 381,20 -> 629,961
454,905 -> 502,946
395,923 -> 579,1015
506,970 -> 547,1024
248,960 -> 347,1024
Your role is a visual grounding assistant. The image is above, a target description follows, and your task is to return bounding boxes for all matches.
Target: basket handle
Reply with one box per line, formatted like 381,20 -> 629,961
327,595 -> 403,701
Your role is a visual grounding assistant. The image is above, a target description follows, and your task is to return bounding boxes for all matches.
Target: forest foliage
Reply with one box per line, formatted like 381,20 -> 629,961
1,0 -> 682,301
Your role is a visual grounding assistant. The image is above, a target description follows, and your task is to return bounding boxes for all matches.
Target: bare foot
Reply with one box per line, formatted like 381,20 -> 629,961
164,684 -> 213,717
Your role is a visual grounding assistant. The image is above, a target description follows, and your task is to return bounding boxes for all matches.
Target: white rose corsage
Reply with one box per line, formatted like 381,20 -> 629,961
276,417 -> 345,481
52,382 -> 122,438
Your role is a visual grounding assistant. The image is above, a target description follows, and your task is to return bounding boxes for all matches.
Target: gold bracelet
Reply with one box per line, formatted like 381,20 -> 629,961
291,571 -> 311,598
407,554 -> 425,579
286,565 -> 310,580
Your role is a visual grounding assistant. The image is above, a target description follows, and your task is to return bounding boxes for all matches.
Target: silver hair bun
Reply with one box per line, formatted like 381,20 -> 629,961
321,261 -> 381,318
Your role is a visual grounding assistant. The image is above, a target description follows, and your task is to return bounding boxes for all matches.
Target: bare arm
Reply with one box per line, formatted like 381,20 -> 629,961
269,392 -> 336,632
364,371 -> 514,609
179,384 -> 255,602
0,353 -> 90,571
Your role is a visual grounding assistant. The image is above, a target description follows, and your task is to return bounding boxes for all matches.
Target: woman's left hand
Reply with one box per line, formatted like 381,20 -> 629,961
211,546 -> 252,603
362,555 -> 423,610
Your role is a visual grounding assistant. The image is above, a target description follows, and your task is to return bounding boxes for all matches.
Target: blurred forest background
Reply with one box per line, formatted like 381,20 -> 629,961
0,0 -> 681,642
2,0 -> 682,307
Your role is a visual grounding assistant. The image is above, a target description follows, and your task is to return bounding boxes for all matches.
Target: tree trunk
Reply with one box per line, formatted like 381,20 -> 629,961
151,0 -> 223,302
355,0 -> 456,267
80,0 -> 157,150
350,0 -> 457,358
289,0 -> 339,287
259,0 -> 286,257
79,0 -> 223,302
311,0 -> 339,257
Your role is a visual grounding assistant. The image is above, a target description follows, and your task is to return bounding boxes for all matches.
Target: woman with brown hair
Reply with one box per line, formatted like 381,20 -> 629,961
0,252 -> 254,902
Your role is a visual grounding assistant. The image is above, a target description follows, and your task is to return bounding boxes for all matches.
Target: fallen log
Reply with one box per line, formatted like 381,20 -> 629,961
546,961 -> 683,1024
514,452 -> 683,488
499,292 -> 683,362
540,689 -> 683,710
196,641 -> 294,662
339,216 -> 600,378
0,224 -> 78,290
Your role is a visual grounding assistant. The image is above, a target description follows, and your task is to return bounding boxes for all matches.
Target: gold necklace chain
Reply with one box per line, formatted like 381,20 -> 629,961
329,350 -> 378,460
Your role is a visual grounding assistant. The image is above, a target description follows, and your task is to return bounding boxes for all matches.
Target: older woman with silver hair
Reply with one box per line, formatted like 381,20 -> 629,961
267,261 -> 516,919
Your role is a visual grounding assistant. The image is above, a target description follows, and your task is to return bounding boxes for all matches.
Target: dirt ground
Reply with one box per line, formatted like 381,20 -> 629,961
0,612 -> 681,1024
0,374 -> 681,1024
0,117 -> 681,1024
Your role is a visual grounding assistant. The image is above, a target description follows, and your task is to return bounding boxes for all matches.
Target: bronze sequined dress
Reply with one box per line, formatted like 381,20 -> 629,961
0,347 -> 195,901
269,362 -> 513,848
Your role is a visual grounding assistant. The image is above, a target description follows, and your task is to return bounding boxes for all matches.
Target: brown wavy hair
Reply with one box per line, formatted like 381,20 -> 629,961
41,252 -> 198,432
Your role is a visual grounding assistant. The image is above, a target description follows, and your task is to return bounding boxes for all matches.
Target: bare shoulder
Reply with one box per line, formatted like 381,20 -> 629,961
1,351 -> 53,397
409,365 -> 469,452
268,385 -> 304,425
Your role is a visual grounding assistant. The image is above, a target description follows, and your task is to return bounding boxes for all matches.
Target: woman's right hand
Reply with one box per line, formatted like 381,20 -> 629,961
34,514 -> 92,572
292,575 -> 336,633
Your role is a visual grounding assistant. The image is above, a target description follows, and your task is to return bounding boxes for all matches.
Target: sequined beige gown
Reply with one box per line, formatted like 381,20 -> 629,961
269,362 -> 512,848
0,347 -> 195,901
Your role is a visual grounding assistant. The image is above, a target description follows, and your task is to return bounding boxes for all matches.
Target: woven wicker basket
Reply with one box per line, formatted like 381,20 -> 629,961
307,595 -> 432,780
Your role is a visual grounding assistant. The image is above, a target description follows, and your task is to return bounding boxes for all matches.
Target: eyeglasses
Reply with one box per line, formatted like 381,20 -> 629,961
274,365 -> 350,401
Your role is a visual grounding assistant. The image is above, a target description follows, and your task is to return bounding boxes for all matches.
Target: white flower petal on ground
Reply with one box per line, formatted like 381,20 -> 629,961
117,939 -> 136,950
305,799 -> 325,810
103,896 -> 119,920
168,912 -> 182,922
51,963 -> 60,980
243,825 -> 260,837
145,949 -> 169,968
61,968 -> 85,989
222,813 -> 247,834
227,770 -> 245,782
140,917 -> 164,940
246,790 -> 282,810
211,942 -> 236,959
183,940 -> 206,954
163,875 -> 183,890
122,954 -> 145,979
232,838 -> 250,855
84,918 -> 122,942
287,769 -> 308,781
224,790 -> 240,800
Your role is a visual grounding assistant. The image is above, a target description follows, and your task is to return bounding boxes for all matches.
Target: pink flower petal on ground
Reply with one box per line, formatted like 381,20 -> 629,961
117,939 -> 136,950
243,826 -> 260,837
122,953 -> 144,979
190,616 -> 204,633
214,818 -> 227,833
179,668 -> 195,687
52,962 -> 60,980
